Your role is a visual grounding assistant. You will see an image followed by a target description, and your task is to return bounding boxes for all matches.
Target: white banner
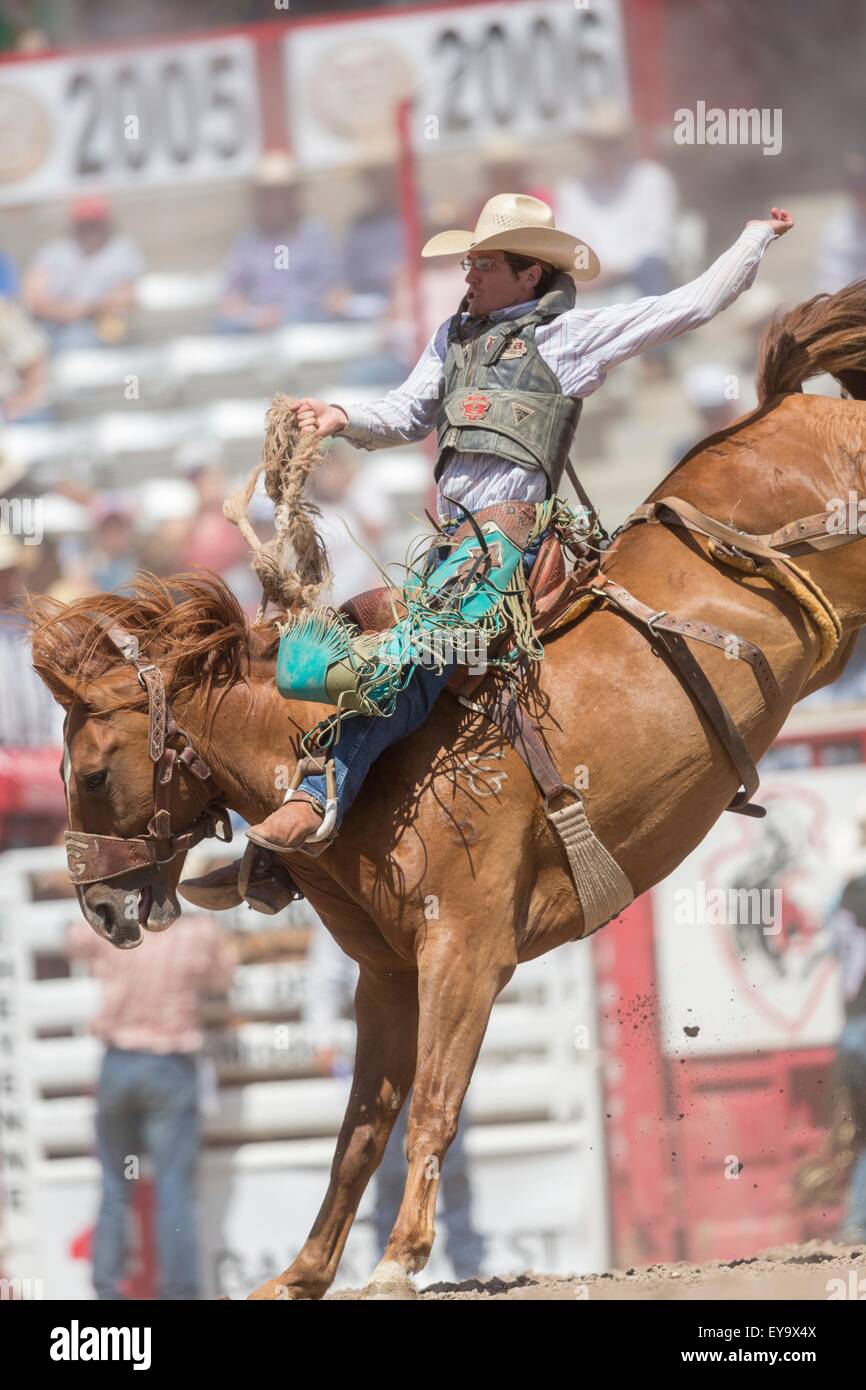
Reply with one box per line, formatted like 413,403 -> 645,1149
285,0 -> 629,169
652,765 -> 859,1055
0,35 -> 261,206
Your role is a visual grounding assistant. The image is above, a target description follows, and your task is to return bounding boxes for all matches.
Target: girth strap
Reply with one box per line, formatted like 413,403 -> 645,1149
591,577 -> 766,817
596,577 -> 783,710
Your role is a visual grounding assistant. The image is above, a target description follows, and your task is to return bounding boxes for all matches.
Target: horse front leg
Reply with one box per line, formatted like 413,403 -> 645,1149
247,964 -> 419,1300
361,933 -> 516,1299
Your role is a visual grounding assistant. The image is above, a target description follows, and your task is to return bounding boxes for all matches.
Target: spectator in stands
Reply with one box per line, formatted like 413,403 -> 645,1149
89,500 -> 137,593
303,919 -> 486,1280
218,152 -> 340,331
816,152 -> 866,294
475,135 -> 554,218
328,157 -> 404,321
0,534 -> 63,746
307,443 -> 393,606
23,195 -> 145,350
0,288 -> 48,422
175,440 -> 249,577
553,101 -> 679,375
0,1 -> 48,51
828,814 -> 866,1240
65,912 -> 240,1300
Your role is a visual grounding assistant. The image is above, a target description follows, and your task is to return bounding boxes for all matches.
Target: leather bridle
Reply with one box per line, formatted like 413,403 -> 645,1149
64,625 -> 232,888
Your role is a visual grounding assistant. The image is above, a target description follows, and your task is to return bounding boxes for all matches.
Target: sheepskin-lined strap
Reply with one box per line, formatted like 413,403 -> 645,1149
621,496 -> 845,674
457,684 -> 633,938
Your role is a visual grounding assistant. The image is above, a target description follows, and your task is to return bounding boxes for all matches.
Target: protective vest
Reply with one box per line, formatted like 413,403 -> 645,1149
434,270 -> 583,496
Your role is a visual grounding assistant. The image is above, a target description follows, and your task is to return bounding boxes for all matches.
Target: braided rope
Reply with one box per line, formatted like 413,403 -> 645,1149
707,541 -> 843,673
223,394 -> 333,622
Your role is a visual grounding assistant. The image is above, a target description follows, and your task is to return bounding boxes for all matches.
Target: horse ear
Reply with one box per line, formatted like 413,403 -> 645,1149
32,664 -> 106,712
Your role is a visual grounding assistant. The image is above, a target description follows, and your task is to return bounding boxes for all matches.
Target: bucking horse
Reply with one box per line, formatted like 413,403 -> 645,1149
24,282 -> 866,1298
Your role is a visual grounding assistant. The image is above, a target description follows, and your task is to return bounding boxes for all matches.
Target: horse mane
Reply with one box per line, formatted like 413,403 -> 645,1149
650,279 -> 866,502
757,278 -> 866,401
24,570 -> 280,713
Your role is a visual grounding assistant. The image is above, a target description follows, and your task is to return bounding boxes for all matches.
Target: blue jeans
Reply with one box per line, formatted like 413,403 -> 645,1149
837,1016 -> 866,1238
92,1047 -> 201,1300
298,525 -> 545,825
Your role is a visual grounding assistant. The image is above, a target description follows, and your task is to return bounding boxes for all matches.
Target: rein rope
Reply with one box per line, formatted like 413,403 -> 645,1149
223,394 -> 333,622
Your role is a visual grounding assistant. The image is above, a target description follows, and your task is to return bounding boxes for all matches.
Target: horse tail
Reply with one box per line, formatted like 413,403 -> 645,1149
756,279 -> 866,403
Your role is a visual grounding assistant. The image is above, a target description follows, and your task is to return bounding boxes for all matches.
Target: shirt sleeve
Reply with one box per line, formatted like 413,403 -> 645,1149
565,222 -> 777,380
332,330 -> 445,451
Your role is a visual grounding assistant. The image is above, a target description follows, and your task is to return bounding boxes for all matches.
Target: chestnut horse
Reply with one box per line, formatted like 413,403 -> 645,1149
27,284 -> 866,1298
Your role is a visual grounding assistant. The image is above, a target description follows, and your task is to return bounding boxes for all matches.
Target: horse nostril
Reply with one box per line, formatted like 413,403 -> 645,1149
93,901 -> 113,934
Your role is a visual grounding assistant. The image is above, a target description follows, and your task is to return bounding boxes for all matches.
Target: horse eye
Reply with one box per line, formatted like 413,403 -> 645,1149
84,770 -> 108,791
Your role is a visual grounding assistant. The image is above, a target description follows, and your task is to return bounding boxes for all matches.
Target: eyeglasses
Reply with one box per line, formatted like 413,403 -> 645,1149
460,256 -> 498,272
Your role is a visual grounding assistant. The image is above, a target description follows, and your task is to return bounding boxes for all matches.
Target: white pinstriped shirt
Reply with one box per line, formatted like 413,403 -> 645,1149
335,222 -> 777,518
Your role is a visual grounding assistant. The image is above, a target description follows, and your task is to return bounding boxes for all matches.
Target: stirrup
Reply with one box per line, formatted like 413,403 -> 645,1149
237,845 -> 304,913
282,756 -> 339,857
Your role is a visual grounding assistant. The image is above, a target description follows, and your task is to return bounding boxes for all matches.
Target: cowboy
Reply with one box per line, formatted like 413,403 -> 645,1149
182,193 -> 793,912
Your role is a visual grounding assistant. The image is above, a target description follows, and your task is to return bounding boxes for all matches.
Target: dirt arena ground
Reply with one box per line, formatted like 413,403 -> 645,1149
334,1240 -> 866,1299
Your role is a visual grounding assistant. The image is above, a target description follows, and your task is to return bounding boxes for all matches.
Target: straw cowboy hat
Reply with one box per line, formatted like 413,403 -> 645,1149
421,193 -> 600,280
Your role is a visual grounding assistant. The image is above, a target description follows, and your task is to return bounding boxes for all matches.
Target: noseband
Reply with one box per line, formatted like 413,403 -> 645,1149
65,625 -> 232,887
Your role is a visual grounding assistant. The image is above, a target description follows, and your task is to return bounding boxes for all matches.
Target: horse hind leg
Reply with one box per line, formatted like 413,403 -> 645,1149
247,961 -> 419,1300
360,935 -> 516,1299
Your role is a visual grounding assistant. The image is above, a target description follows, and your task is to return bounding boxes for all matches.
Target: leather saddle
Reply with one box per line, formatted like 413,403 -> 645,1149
339,508 -> 599,700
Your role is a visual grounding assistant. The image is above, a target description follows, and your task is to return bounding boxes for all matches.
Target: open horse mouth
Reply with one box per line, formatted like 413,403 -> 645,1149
82,870 -> 179,948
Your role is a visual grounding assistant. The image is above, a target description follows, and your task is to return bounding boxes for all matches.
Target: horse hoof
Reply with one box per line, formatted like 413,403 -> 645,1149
360,1262 -> 419,1300
247,1280 -> 300,1301
361,1280 -> 419,1301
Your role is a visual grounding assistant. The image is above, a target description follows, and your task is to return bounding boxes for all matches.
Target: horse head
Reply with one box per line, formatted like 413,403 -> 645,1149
25,574 -> 248,948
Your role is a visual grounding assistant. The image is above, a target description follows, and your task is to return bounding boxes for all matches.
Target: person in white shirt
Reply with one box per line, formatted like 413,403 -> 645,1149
554,106 -> 679,294
23,195 -> 145,350
554,104 -> 679,373
182,191 -> 792,909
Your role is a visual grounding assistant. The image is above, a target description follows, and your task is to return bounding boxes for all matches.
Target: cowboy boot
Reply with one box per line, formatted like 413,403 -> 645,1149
245,791 -> 327,854
179,853 -> 301,913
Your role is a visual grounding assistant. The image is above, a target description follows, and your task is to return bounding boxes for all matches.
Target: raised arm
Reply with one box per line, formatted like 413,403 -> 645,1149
287,330 -> 445,450
566,209 -> 793,377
